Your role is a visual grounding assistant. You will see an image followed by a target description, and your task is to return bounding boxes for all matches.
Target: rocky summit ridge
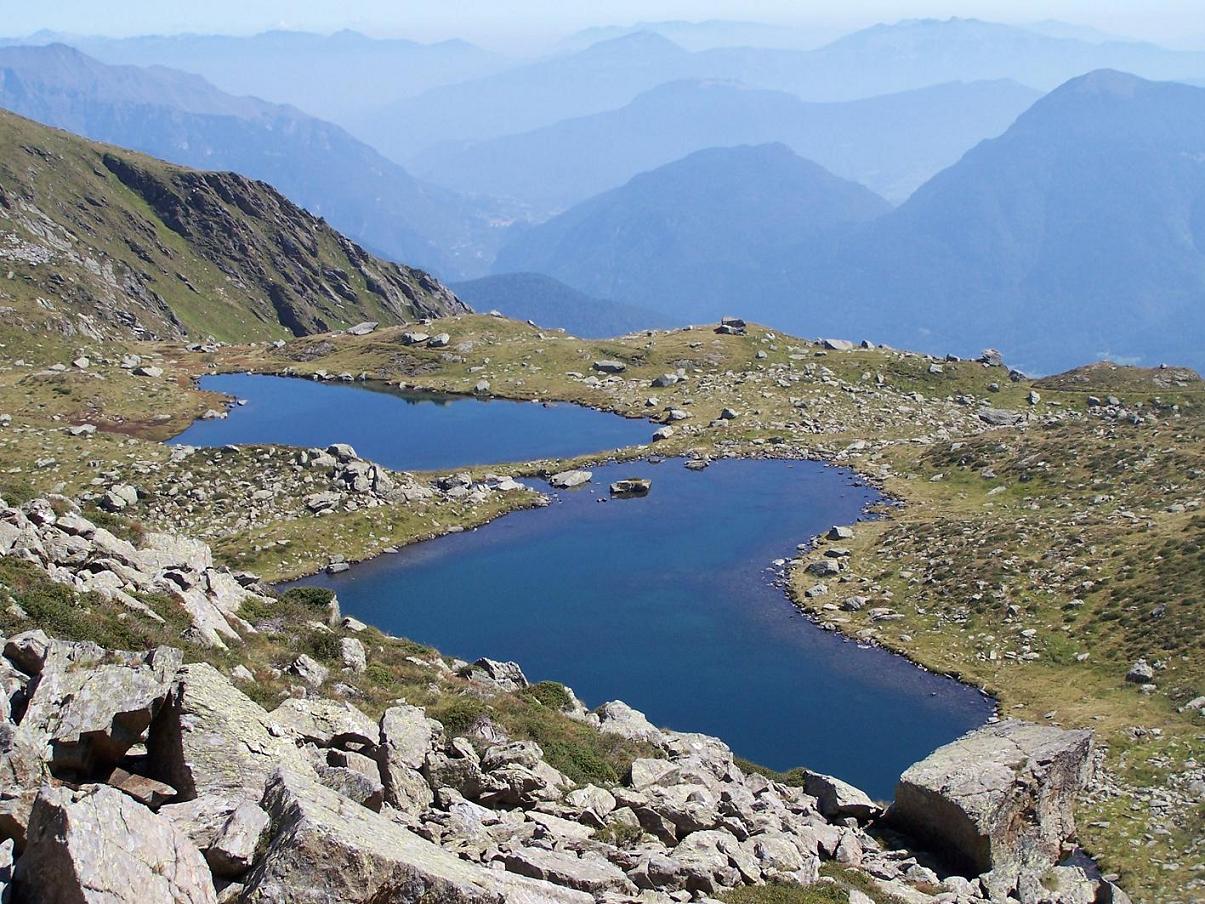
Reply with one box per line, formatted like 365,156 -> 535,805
0,492 -> 1126,904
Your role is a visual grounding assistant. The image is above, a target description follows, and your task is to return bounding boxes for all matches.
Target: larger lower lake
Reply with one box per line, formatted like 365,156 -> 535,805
289,464 -> 991,800
171,374 -> 654,470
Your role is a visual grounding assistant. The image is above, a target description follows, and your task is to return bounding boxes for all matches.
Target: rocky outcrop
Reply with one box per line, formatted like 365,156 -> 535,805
242,768 -> 501,904
0,496 -> 270,649
14,644 -> 181,777
17,784 -> 217,903
100,151 -> 467,338
0,107 -> 466,343
146,662 -> 316,800
0,494 -> 1114,904
892,719 -> 1094,886
0,614 -> 1115,904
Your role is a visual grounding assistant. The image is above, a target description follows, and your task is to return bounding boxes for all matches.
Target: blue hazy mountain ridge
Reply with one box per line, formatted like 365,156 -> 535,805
0,43 -> 505,278
12,29 -> 505,130
362,18 -> 1205,161
493,143 -> 891,324
498,72 -> 1205,374
777,69 -> 1205,374
555,20 -> 843,53
411,78 -> 1041,210
450,273 -> 675,338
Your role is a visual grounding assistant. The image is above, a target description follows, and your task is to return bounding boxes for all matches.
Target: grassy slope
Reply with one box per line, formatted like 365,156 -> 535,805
0,315 -> 1199,901
0,108 -> 460,343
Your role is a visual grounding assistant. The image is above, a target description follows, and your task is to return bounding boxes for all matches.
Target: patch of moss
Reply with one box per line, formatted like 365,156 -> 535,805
522,680 -> 573,711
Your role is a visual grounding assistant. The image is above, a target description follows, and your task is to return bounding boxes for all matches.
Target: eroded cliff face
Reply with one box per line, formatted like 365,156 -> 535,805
0,107 -> 467,343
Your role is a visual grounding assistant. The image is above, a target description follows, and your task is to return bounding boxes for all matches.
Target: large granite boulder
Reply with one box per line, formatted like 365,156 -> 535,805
16,645 -> 182,776
377,703 -> 440,815
0,644 -> 182,845
161,794 -> 271,879
16,784 -> 217,903
891,719 -> 1094,877
268,698 -> 379,751
594,701 -> 665,745
802,770 -> 881,822
146,663 -> 315,801
240,768 -> 503,903
501,847 -> 635,895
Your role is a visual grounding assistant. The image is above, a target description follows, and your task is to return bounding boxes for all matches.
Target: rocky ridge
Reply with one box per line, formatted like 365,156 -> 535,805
0,107 -> 467,343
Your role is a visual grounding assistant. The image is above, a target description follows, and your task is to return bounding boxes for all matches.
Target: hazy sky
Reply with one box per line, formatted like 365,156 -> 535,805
3,0 -> 1204,50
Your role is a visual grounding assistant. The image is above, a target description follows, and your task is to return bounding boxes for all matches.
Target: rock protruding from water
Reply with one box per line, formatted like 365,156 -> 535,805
892,719 -> 1093,885
609,478 -> 651,498
549,470 -> 592,489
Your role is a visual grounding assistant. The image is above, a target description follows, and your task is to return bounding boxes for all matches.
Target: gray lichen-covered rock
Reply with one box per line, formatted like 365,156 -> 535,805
595,701 -> 665,744
207,800 -> 271,878
457,657 -> 528,690
802,770 -> 881,822
16,645 -> 182,776
241,768 -> 503,904
891,719 -> 1094,876
269,698 -> 379,751
315,764 -> 384,811
16,784 -> 217,903
502,847 -> 635,895
0,644 -> 182,844
147,663 -> 315,800
378,703 -> 440,815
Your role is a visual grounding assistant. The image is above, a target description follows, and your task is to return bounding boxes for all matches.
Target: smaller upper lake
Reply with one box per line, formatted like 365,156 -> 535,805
170,374 -> 653,471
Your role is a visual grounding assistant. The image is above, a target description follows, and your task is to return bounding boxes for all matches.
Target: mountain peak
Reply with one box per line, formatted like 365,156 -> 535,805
1057,68 -> 1148,97
579,30 -> 685,56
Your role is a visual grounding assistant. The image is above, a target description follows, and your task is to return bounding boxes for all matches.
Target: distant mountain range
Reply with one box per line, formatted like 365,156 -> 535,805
495,144 -> 890,323
413,78 -> 1040,210
496,72 -> 1205,373
450,274 -> 672,338
0,107 -> 465,342
781,69 -> 1205,373
555,20 -> 842,53
5,29 -> 505,129
360,18 -> 1205,160
0,44 -> 505,278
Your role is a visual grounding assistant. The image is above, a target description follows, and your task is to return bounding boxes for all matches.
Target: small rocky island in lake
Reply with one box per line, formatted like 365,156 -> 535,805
609,478 -> 652,497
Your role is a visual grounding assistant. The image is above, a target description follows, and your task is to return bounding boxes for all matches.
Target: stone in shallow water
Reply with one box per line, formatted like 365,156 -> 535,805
548,470 -> 592,489
609,478 -> 651,497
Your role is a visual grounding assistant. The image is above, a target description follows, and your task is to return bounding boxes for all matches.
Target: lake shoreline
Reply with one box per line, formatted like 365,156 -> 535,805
176,368 -> 995,712
178,368 -> 992,713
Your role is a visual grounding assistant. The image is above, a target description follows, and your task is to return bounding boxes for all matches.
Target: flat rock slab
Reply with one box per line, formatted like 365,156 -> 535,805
241,768 -> 504,904
17,784 -> 216,904
502,847 -> 633,895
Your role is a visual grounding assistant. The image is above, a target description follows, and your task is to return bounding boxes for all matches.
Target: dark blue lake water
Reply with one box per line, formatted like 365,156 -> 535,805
170,374 -> 653,470
284,456 -> 992,800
